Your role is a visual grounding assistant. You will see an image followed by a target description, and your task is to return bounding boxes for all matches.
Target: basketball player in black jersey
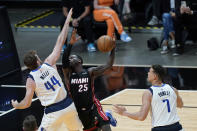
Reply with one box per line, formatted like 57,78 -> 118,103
62,30 -> 116,131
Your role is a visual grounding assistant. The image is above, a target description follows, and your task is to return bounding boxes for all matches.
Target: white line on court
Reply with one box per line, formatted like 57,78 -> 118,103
0,98 -> 38,117
101,89 -> 128,102
123,88 -> 197,92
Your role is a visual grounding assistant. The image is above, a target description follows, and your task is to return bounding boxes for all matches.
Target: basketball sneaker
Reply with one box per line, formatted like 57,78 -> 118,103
120,31 -> 132,42
160,45 -> 169,54
148,16 -> 159,26
87,43 -> 96,52
105,110 -> 117,127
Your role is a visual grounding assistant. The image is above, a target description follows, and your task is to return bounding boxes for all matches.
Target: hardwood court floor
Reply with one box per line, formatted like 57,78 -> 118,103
101,89 -> 197,131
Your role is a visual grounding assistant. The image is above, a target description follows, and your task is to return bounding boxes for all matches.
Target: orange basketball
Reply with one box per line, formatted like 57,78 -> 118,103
97,35 -> 114,52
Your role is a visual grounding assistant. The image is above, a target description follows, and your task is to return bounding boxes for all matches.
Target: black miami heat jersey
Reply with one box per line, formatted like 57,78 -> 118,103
69,69 -> 94,109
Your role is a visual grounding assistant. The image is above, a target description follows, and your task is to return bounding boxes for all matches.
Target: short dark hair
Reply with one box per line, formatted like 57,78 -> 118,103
24,50 -> 38,70
151,64 -> 166,82
23,115 -> 38,131
76,55 -> 83,64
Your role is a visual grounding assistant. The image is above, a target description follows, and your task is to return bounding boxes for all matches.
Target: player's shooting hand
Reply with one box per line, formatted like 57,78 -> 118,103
113,104 -> 127,116
11,99 -> 19,108
69,29 -> 81,45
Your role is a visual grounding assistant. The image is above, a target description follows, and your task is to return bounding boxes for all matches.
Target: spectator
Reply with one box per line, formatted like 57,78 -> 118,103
60,0 -> 96,52
173,0 -> 197,56
93,0 -> 132,42
148,0 -> 162,26
23,115 -> 38,131
122,0 -> 131,20
160,0 -> 176,54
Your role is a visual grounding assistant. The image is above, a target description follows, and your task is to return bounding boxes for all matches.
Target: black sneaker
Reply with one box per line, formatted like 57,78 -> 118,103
173,46 -> 184,56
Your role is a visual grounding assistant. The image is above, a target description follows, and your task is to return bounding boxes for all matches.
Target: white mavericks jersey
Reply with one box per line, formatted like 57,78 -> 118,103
29,63 -> 67,106
150,84 -> 180,127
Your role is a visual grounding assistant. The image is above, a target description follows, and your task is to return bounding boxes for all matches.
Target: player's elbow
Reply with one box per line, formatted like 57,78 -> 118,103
138,115 -> 146,121
23,103 -> 31,109
24,100 -> 32,109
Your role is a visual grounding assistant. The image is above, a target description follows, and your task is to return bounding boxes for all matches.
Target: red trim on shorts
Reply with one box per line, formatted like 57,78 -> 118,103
94,98 -> 109,121
84,126 -> 98,131
90,78 -> 109,121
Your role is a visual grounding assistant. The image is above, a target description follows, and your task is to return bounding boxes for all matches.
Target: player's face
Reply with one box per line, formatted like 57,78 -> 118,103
69,55 -> 82,67
147,68 -> 156,83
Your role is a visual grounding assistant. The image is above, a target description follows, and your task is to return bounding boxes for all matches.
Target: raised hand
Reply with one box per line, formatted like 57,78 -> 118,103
69,29 -> 81,45
11,99 -> 19,108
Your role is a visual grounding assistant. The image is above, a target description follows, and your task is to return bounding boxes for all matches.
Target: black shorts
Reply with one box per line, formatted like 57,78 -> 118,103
77,104 -> 110,131
152,122 -> 183,131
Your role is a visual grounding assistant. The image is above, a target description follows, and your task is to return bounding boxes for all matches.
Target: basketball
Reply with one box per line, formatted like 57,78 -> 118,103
97,35 -> 114,52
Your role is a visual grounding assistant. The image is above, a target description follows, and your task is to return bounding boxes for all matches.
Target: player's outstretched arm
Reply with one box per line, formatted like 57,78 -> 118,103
62,29 -> 81,83
113,90 -> 152,121
11,78 -> 36,109
89,41 -> 115,77
44,8 -> 72,66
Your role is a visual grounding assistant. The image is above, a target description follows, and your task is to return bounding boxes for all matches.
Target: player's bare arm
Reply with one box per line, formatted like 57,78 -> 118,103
89,45 -> 115,78
173,87 -> 184,108
62,7 -> 69,17
44,8 -> 72,67
62,29 -> 81,83
11,78 -> 36,109
113,90 -> 152,121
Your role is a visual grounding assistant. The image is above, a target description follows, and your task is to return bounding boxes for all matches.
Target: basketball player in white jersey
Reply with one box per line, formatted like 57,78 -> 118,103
113,64 -> 184,131
11,9 -> 82,131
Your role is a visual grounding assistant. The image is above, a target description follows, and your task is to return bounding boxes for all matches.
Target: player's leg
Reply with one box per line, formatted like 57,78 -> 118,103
63,103 -> 83,131
105,110 -> 117,127
37,112 -> 55,131
98,124 -> 111,131
92,101 -> 112,131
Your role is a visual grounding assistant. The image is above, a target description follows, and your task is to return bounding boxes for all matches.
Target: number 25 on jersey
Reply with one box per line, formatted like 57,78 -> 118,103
44,76 -> 61,91
78,84 -> 88,92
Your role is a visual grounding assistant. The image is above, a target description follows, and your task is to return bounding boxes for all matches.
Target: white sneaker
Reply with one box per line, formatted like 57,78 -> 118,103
148,16 -> 159,26
161,46 -> 169,54
170,40 -> 175,48
120,31 -> 132,42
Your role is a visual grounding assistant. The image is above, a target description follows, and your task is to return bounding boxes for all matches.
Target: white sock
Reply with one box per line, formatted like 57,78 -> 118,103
163,46 -> 167,50
171,40 -> 175,45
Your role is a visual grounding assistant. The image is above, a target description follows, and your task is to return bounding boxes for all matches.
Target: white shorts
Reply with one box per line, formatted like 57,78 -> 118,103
38,103 -> 82,131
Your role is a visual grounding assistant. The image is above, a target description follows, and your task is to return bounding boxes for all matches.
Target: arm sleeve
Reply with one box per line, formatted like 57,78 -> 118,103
62,44 -> 72,69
